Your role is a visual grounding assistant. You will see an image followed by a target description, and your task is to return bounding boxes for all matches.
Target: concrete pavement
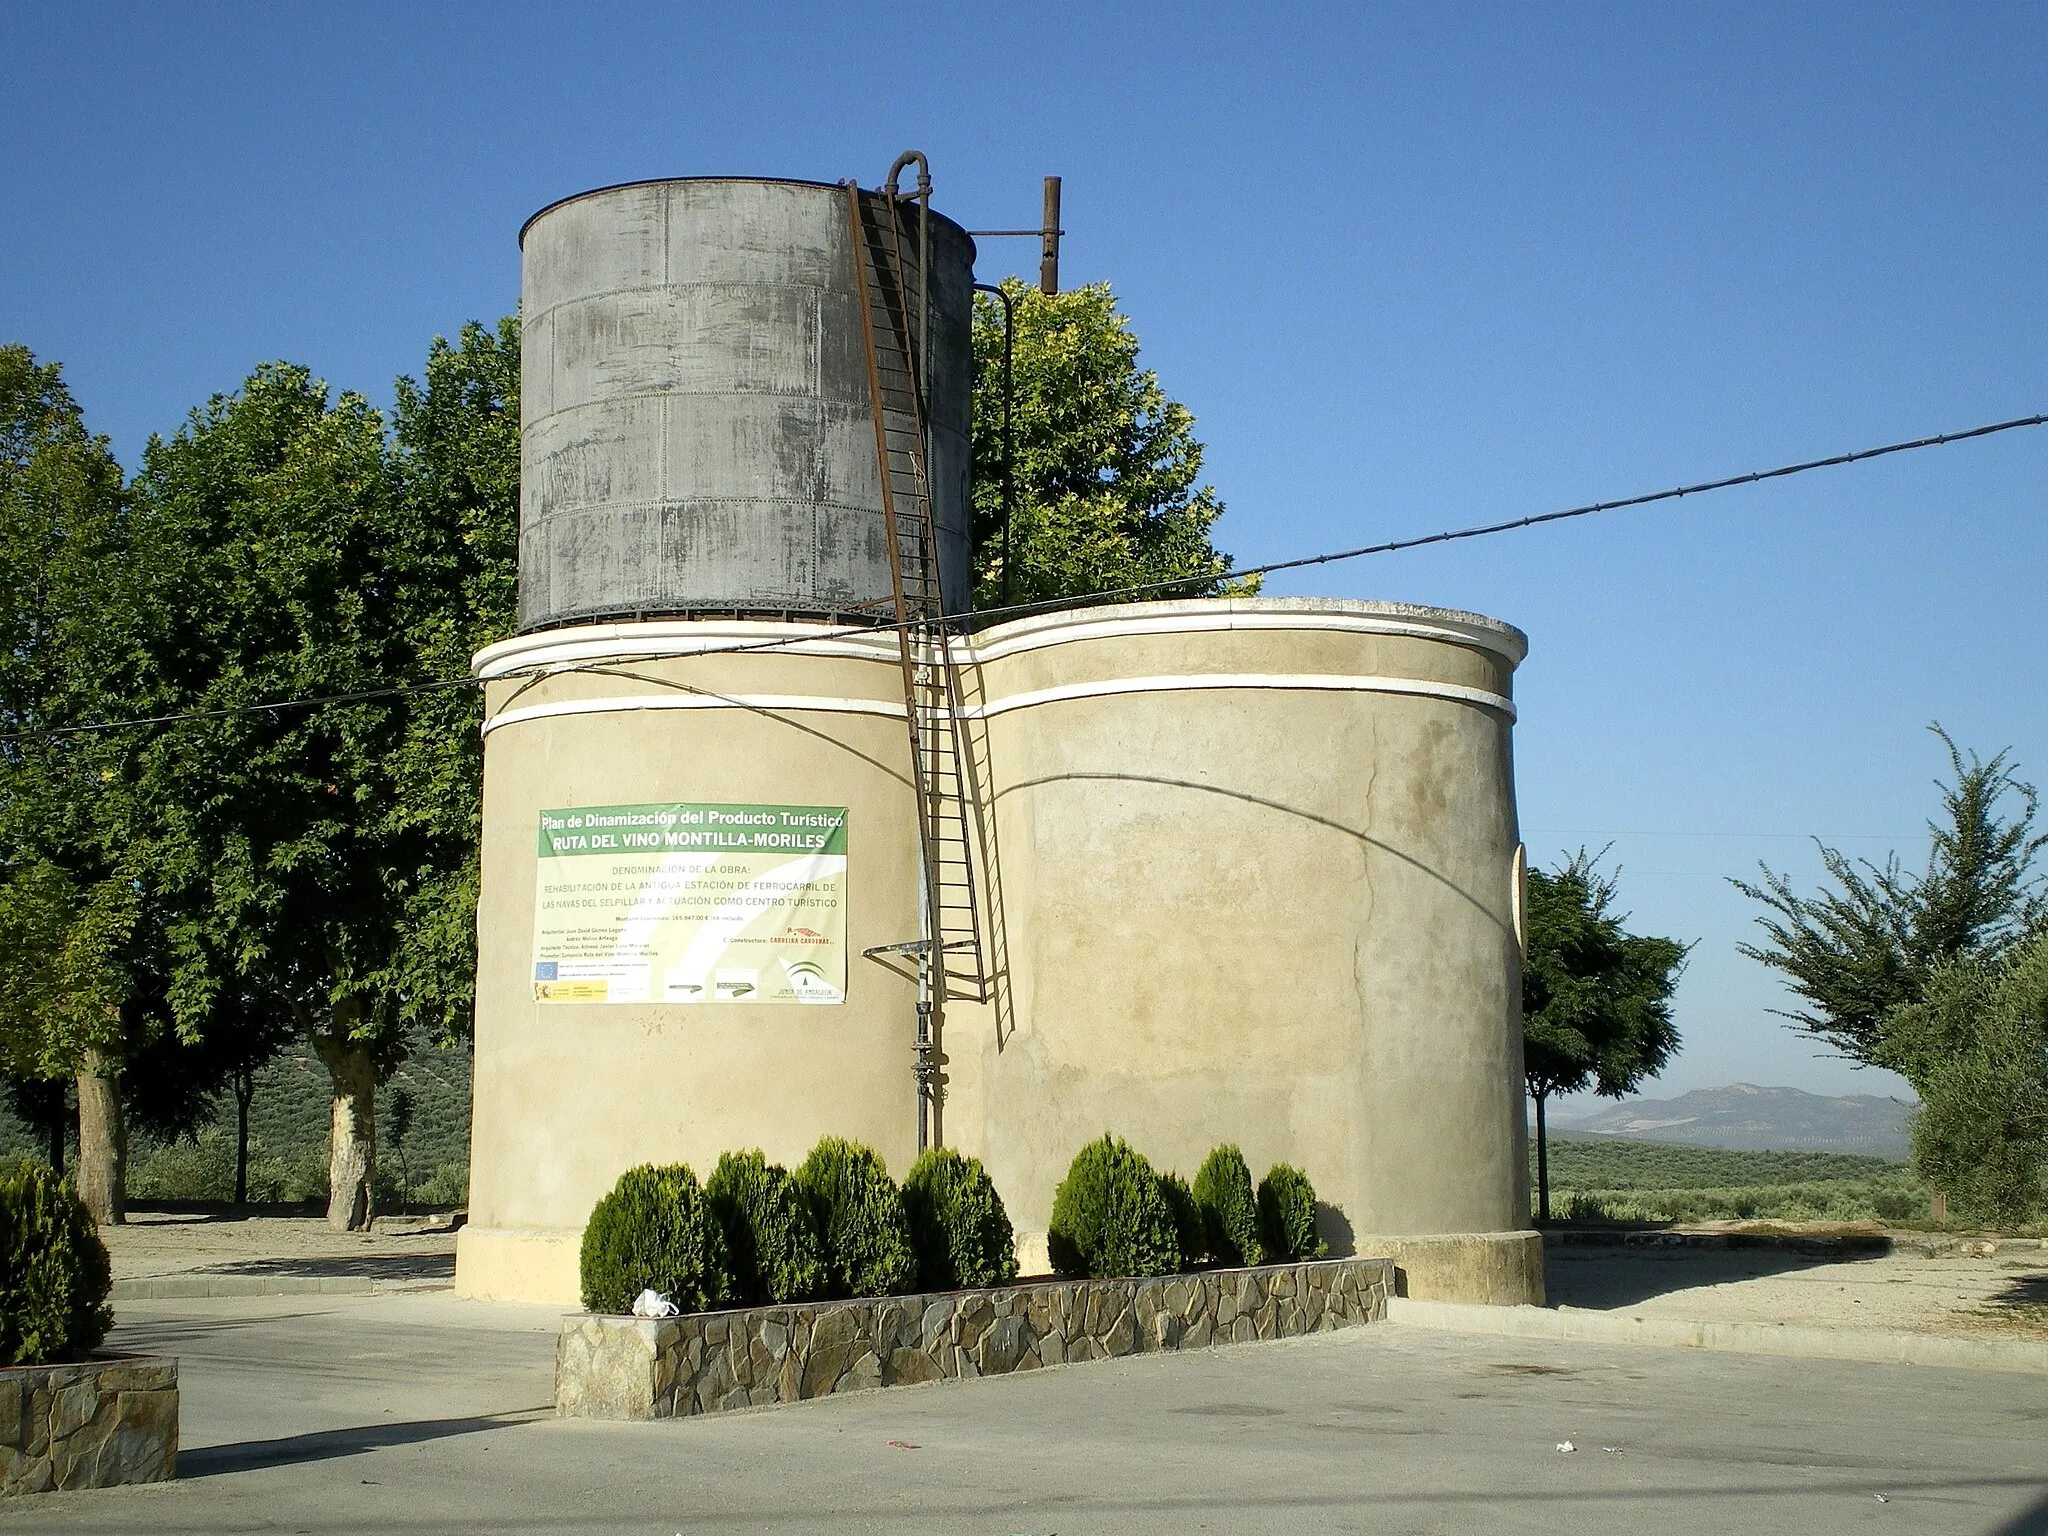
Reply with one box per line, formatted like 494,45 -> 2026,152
6,1289 -> 2046,1533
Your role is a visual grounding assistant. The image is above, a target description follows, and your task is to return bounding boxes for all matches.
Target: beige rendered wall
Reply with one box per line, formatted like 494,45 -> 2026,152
944,599 -> 1532,1277
456,623 -> 924,1302
456,599 -> 1537,1306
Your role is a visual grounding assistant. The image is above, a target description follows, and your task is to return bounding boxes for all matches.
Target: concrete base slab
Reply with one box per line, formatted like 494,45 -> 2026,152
1355,1229 -> 1545,1304
1389,1296 -> 2048,1373
111,1276 -> 437,1301
454,1226 -> 581,1305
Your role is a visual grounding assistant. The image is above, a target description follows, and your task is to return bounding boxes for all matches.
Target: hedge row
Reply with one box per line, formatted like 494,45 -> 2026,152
580,1140 -> 1015,1315
581,1133 -> 1329,1314
1048,1135 -> 1327,1280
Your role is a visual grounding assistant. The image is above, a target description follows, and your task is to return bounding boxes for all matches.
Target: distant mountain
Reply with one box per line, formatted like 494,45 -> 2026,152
1548,1083 -> 1915,1156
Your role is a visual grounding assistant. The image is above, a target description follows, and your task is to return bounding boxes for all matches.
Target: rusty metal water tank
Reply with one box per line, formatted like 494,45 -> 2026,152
517,177 -> 976,632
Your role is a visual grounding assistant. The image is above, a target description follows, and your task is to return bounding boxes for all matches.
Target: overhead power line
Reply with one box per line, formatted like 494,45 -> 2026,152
962,409 -> 2048,625
3,409 -> 2041,747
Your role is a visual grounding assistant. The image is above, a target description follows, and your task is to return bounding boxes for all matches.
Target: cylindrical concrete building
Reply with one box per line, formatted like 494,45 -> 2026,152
518,177 -> 976,629
457,171 -> 1539,1307
945,597 -> 1537,1302
458,599 -> 1538,1304
458,621 -> 924,1301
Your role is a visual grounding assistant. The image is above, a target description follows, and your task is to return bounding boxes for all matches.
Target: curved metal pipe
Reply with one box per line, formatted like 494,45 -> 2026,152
884,152 -> 935,540
884,150 -> 931,199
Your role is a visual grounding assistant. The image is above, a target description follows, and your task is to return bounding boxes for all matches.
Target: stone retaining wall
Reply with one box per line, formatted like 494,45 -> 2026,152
558,1256 -> 1393,1420
0,1356 -> 178,1496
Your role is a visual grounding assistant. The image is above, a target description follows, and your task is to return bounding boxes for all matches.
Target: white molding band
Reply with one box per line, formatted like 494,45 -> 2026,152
960,606 -> 1526,668
972,673 -> 1516,721
473,621 -> 896,678
481,672 -> 1515,737
471,599 -> 1527,681
481,692 -> 906,738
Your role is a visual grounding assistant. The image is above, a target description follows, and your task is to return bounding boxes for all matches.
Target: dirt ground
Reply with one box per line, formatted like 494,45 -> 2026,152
101,1209 -> 458,1284
1545,1235 -> 2048,1340
96,1212 -> 2048,1341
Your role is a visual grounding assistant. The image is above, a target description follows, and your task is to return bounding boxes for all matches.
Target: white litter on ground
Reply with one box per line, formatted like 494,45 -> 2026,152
632,1289 -> 679,1318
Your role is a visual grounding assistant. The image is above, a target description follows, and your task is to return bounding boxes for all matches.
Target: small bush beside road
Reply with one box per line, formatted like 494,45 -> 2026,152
901,1147 -> 1018,1291
0,1157 -> 113,1365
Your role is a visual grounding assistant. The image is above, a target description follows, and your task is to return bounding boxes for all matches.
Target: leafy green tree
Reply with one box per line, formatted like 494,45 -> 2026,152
1522,853 -> 1687,1221
126,363 -> 430,1229
970,278 -> 1254,609
1,1076 -> 70,1173
0,345 -> 149,1223
383,318 -> 520,1042
1732,727 -> 2044,1068
1880,929 -> 2048,1226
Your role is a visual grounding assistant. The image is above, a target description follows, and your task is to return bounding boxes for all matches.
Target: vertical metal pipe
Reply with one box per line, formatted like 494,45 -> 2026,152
975,282 -> 1017,607
916,163 -> 931,427
1039,176 -> 1062,295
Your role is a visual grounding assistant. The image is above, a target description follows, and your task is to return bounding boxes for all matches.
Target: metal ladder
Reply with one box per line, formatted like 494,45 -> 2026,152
847,171 -> 988,1148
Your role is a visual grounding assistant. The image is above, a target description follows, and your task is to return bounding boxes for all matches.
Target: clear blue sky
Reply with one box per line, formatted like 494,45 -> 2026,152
7,2 -> 2045,1105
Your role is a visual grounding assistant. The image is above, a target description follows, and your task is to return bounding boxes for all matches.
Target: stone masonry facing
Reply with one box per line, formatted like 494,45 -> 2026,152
0,1356 -> 179,1496
557,1256 -> 1393,1420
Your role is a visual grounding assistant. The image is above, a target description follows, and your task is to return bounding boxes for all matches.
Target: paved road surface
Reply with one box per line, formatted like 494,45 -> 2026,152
9,1291 -> 2045,1534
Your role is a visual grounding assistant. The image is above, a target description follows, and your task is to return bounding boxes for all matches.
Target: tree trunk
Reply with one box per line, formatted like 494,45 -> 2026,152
233,1069 -> 255,1209
1533,1092 -> 1551,1225
313,1032 -> 376,1231
75,1052 -> 125,1226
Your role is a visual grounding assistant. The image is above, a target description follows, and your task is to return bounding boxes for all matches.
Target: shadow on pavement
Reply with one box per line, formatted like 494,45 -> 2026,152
197,1254 -> 456,1280
1543,1241 -> 1885,1310
1988,1271 -> 2048,1306
177,1408 -> 551,1478
1985,1486 -> 2048,1535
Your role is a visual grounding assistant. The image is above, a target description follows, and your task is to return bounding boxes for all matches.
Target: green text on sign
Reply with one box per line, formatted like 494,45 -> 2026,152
538,803 -> 848,859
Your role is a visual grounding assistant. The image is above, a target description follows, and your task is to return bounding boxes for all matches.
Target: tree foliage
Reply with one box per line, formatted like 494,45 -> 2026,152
792,1137 -> 916,1298
0,347 -> 144,1086
1523,854 -> 1687,1102
1522,852 -> 1687,1221
1732,727 -> 2045,1069
0,1156 -> 113,1365
578,1162 -> 732,1315
1256,1163 -> 1327,1262
970,279 -> 1254,609
126,365 -> 415,1047
1046,1133 -> 1181,1280
1191,1144 -> 1263,1267
1157,1169 -> 1206,1268
383,319 -> 521,1041
1881,930 -> 2048,1225
704,1149 -> 827,1305
901,1146 -> 1018,1291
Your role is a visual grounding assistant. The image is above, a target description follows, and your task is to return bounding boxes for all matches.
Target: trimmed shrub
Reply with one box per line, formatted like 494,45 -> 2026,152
1046,1134 -> 1182,1279
705,1150 -> 827,1305
902,1147 -> 1019,1291
1192,1145 -> 1263,1267
1158,1171 -> 1206,1268
579,1163 -> 732,1315
793,1138 -> 916,1298
1257,1163 -> 1327,1262
0,1157 -> 113,1366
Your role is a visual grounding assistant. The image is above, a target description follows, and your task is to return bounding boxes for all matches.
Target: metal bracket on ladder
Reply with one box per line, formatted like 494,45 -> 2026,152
847,163 -> 990,1152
